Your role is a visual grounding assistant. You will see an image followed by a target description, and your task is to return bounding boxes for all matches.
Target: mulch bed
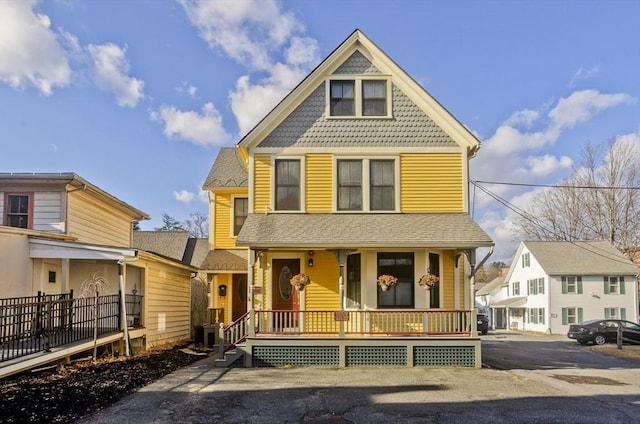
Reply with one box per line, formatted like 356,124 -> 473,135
0,347 -> 208,423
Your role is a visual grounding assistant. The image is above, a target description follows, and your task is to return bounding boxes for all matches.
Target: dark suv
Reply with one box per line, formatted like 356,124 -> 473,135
477,314 -> 489,335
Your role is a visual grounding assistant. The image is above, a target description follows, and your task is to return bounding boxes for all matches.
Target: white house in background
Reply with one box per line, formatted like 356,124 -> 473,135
475,276 -> 506,329
496,240 -> 639,334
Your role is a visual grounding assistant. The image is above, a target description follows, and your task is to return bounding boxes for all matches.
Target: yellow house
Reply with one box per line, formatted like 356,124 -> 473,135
202,30 -> 493,367
0,173 -> 194,375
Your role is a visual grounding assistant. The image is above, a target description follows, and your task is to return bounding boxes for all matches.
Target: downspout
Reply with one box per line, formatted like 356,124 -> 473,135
118,256 -> 139,356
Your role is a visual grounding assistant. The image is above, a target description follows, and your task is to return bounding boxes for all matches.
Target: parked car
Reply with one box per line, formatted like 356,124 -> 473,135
477,314 -> 489,335
567,319 -> 640,345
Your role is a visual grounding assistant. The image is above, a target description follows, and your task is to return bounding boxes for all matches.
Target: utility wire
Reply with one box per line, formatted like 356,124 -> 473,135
471,181 -> 638,268
472,180 -> 640,190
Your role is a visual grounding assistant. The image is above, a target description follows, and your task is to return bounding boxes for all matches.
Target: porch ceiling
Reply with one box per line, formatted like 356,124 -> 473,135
236,213 -> 493,249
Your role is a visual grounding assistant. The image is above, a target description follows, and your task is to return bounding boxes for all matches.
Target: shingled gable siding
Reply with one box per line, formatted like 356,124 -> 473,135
400,153 -> 463,212
253,154 -> 271,213
67,190 -> 131,246
306,153 -> 333,213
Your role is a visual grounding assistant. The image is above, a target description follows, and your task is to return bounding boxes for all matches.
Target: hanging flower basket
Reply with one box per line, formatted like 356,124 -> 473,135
377,274 -> 398,291
418,269 -> 439,289
290,273 -> 311,291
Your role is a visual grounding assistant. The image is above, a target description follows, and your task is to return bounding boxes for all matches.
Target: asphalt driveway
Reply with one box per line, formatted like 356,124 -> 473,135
78,333 -> 640,424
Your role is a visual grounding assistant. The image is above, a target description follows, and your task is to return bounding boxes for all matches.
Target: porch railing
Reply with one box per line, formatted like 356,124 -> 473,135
251,309 -> 473,337
1,292 -> 143,363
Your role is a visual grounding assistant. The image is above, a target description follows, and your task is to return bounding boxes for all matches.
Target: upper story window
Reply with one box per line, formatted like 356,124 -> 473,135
327,77 -> 391,118
561,276 -> 582,294
4,193 -> 32,229
527,278 -> 544,295
233,197 -> 248,236
522,252 -> 530,268
604,276 -> 625,295
330,80 -> 355,116
511,281 -> 520,296
274,159 -> 301,211
336,158 -> 397,212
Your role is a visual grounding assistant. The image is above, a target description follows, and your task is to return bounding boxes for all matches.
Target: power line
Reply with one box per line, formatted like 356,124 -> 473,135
471,180 -> 640,190
471,181 -> 639,268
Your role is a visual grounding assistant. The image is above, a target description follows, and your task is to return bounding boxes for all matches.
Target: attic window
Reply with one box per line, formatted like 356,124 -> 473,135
327,77 -> 391,118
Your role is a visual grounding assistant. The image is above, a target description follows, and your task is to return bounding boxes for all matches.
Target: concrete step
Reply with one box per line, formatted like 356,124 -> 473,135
214,347 -> 245,367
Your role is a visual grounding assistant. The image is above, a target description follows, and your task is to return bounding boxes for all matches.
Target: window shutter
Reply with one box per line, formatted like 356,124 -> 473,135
603,277 -> 610,294
620,277 -> 625,294
621,308 -> 626,320
577,277 -> 583,294
562,308 -> 568,325
578,308 -> 583,323
561,277 -> 567,294
604,308 -> 610,319
541,309 -> 545,325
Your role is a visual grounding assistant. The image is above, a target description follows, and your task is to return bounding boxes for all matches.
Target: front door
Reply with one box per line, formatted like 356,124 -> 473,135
231,274 -> 247,321
271,259 -> 300,327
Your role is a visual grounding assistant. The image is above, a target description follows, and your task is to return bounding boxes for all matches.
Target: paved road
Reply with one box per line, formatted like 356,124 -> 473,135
78,332 -> 640,424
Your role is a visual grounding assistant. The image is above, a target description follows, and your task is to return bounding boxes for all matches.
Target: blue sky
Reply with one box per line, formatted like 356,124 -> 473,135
1,0 -> 638,262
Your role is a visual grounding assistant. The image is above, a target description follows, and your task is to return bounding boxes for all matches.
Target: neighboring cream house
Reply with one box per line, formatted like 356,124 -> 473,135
202,30 -> 493,368
493,240 -> 639,334
0,173 -> 194,351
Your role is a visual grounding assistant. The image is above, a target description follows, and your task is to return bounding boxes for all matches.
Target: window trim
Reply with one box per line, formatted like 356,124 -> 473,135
326,76 -> 392,119
511,281 -> 520,296
3,192 -> 34,229
271,156 -> 305,212
231,195 -> 248,237
333,156 -> 400,213
522,252 -> 530,268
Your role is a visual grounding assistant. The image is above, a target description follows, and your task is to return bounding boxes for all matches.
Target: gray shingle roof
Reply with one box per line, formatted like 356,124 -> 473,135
236,213 -> 493,249
200,249 -> 247,271
524,241 -> 639,276
202,147 -> 248,189
476,276 -> 505,296
132,231 -> 190,261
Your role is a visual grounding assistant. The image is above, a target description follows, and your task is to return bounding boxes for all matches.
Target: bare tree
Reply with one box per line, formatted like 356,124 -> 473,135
155,213 -> 185,232
513,138 -> 640,252
182,212 -> 208,238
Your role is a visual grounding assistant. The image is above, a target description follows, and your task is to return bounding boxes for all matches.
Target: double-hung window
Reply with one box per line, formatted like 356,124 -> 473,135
328,77 -> 391,118
604,276 -> 625,295
233,197 -> 248,236
511,281 -> 520,296
522,252 -> 530,268
336,158 -> 397,212
274,159 -> 301,211
561,276 -> 582,294
4,193 -> 32,229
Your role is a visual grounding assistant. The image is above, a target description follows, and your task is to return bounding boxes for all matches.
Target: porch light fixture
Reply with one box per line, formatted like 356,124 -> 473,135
308,258 -> 314,267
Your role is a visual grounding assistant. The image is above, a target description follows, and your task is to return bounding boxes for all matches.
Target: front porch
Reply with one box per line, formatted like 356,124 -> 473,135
217,309 -> 481,368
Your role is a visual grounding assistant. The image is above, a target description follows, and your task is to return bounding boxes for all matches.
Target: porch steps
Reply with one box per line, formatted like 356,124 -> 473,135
215,344 -> 246,367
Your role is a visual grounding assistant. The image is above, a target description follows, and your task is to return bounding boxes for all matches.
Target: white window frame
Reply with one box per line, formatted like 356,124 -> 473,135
605,276 -> 619,294
271,156 -> 306,212
333,156 -> 400,212
537,278 -> 545,294
512,281 -> 520,296
566,276 -> 577,293
566,307 -> 577,324
326,75 -> 392,119
606,307 -> 620,319
522,252 -> 530,268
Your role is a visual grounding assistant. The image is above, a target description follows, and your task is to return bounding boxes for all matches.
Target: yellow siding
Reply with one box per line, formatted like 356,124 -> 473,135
254,154 -> 271,213
213,190 -> 248,249
442,251 -> 455,309
304,251 -> 340,310
400,153 -> 463,212
305,154 -> 333,212
67,190 -> 132,246
144,262 -> 191,348
213,274 -> 231,324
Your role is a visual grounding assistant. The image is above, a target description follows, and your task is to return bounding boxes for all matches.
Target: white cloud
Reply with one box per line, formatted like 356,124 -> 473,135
179,0 -> 320,136
520,154 -> 573,178
548,90 -> 634,130
198,189 -> 209,204
151,102 -> 230,146
173,190 -> 195,203
230,63 -> 308,135
179,0 -> 301,70
0,0 -> 71,94
503,109 -> 539,128
568,65 -> 600,88
176,81 -> 198,98
88,43 -> 144,107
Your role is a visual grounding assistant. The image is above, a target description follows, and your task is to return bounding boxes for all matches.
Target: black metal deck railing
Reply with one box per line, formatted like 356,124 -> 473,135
0,291 -> 143,363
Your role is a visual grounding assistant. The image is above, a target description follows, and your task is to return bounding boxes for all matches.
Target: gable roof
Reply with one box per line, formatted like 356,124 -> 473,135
522,240 -> 639,276
476,276 -> 505,296
132,231 -> 207,267
238,29 -> 481,155
0,172 -> 149,220
202,147 -> 248,189
236,213 -> 493,249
